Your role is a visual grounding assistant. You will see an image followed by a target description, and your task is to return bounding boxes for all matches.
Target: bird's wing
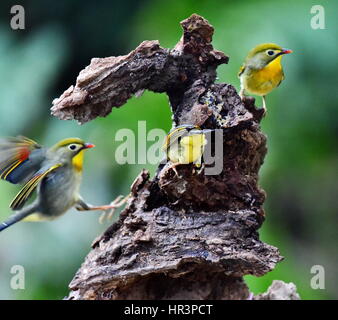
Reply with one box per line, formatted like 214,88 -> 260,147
238,65 -> 246,77
162,125 -> 198,152
0,136 -> 46,184
10,164 -> 61,210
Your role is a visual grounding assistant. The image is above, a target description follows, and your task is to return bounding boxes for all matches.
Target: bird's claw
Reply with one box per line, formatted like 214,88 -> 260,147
98,195 -> 128,224
195,162 -> 205,175
165,163 -> 182,178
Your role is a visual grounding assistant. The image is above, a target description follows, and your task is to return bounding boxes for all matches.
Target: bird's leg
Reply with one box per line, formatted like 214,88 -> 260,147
167,162 -> 181,177
262,96 -> 267,116
193,156 -> 205,175
76,195 -> 129,224
75,195 -> 127,212
196,162 -> 205,175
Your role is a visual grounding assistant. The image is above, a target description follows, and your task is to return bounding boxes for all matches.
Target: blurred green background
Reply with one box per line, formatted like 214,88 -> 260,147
0,0 -> 337,300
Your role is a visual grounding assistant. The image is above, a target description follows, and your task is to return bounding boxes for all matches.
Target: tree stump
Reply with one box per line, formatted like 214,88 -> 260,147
52,14 -> 288,300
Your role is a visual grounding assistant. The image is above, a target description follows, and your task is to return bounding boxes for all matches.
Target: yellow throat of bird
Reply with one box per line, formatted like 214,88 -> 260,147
72,150 -> 84,172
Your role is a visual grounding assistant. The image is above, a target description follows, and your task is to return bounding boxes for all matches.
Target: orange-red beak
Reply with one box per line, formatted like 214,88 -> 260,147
282,48 -> 293,54
84,143 -> 95,149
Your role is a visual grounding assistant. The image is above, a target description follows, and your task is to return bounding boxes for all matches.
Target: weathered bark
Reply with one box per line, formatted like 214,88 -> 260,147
254,280 -> 300,300
52,14 -> 295,300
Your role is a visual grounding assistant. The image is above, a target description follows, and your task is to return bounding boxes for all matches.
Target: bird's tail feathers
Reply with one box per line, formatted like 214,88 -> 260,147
0,205 -> 36,232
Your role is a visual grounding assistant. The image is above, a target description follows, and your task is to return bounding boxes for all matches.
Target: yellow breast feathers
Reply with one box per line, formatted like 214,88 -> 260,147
245,56 -> 284,96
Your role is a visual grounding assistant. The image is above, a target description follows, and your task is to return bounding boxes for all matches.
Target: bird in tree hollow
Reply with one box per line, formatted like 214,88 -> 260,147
162,125 -> 212,175
238,43 -> 292,115
0,136 -> 126,232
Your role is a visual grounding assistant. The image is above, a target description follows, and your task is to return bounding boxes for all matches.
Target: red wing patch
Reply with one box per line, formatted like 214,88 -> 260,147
18,147 -> 30,162
0,136 -> 41,182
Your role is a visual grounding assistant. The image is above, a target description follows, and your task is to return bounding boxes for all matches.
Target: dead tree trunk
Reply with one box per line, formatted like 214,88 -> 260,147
52,14 -> 294,300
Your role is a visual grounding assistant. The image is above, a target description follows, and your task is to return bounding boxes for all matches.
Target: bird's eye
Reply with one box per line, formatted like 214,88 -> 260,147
267,50 -> 275,56
68,144 -> 77,151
